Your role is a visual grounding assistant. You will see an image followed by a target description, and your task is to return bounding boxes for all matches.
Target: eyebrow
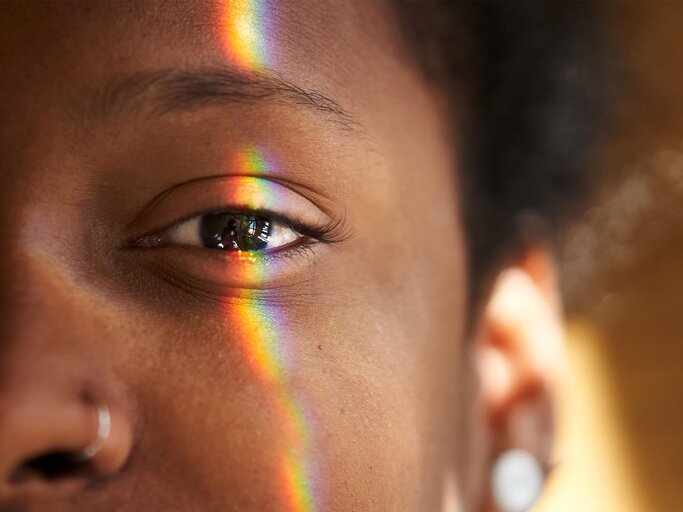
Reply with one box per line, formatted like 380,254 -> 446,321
78,67 -> 362,131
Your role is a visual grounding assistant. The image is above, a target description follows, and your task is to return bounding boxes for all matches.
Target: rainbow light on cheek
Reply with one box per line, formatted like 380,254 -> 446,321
224,147 -> 319,512
221,0 -> 275,71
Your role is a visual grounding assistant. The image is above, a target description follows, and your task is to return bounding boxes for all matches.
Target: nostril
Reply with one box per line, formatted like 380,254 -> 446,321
9,451 -> 88,484
0,399 -> 132,505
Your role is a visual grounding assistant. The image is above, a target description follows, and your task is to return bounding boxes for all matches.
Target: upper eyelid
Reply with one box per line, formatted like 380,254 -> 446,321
128,174 -> 336,232
125,176 -> 336,242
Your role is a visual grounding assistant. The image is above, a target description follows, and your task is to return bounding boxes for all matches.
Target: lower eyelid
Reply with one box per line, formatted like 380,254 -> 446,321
135,239 -> 324,293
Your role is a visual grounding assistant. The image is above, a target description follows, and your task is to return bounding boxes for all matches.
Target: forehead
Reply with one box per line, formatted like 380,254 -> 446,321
0,0 -> 457,236
0,0 -> 400,111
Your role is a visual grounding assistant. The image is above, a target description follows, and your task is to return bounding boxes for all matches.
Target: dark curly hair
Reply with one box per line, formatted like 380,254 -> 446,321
392,1 -> 605,300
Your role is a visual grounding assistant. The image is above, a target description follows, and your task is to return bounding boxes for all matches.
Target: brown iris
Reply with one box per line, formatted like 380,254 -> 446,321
199,213 -> 272,251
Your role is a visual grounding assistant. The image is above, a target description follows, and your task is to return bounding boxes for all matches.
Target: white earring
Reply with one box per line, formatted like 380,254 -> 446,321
491,449 -> 544,512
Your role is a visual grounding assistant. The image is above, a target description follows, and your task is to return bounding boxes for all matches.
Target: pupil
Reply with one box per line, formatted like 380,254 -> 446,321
199,213 -> 271,251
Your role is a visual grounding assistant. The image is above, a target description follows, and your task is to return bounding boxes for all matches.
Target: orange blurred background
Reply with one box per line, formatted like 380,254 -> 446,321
539,3 -> 683,511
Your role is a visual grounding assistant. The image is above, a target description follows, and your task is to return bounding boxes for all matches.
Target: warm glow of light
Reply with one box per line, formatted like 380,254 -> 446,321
282,452 -> 314,512
221,0 -> 273,71
223,146 -> 318,512
536,321 -> 647,512
233,145 -> 273,176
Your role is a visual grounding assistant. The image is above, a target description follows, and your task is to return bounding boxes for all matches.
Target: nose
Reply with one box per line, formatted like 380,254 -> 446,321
0,393 -> 96,484
0,254 -> 133,509
0,375 -> 133,508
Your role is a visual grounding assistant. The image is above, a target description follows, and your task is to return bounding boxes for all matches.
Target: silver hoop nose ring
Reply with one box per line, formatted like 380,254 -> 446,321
73,403 -> 111,461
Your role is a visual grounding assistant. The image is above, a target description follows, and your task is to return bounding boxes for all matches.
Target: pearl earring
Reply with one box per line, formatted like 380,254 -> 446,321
492,449 -> 544,512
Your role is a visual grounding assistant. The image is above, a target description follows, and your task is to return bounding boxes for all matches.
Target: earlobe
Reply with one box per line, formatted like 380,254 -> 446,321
475,248 -> 567,511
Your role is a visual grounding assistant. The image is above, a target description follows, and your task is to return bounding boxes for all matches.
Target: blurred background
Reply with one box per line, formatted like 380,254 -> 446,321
538,3 -> 683,511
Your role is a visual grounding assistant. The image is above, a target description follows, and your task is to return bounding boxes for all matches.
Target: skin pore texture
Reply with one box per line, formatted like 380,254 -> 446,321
0,1 -> 564,511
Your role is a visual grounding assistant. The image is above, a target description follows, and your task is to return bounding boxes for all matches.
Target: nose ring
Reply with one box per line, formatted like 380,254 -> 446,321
72,403 -> 111,461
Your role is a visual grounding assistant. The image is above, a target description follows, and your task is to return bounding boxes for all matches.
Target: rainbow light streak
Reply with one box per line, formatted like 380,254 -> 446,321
226,147 -> 318,512
221,0 -> 275,71
233,145 -> 274,176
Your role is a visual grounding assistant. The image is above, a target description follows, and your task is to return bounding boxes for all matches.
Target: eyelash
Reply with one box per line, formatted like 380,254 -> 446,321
129,207 -> 350,254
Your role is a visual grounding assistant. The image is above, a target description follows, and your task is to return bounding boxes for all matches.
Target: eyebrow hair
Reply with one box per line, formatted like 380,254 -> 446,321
79,67 -> 361,131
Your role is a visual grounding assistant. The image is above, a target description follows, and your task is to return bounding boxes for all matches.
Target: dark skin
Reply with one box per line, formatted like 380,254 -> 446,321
0,2 -> 563,511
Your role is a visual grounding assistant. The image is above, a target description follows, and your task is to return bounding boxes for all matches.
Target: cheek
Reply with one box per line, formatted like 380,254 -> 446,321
298,299 -> 466,511
279,193 -> 468,506
117,258 -> 466,512
309,177 -> 467,506
110,309 -> 294,510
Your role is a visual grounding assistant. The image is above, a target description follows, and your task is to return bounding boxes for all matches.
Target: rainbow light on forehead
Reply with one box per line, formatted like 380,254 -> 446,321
225,146 -> 319,512
221,0 -> 275,71
233,145 -> 271,176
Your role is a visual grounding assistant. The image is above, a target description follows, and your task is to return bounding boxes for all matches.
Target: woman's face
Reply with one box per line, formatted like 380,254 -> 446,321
0,1 -> 497,510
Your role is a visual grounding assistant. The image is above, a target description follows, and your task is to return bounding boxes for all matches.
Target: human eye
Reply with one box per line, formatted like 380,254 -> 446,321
125,176 -> 349,291
150,211 -> 304,254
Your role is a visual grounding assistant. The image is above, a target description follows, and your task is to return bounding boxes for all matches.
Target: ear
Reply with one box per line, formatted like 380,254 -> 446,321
475,246 -> 567,507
